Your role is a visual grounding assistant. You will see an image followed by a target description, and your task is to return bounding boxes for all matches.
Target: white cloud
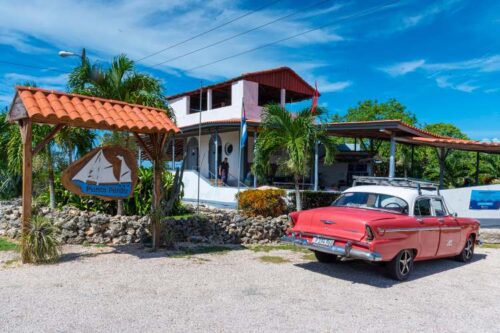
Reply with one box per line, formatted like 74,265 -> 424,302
379,59 -> 426,76
435,76 -> 479,93
0,29 -> 50,54
485,88 -> 500,94
401,0 -> 463,30
4,73 -> 68,90
0,0 -> 344,80
380,55 -> 500,93
425,55 -> 500,72
316,79 -> 352,93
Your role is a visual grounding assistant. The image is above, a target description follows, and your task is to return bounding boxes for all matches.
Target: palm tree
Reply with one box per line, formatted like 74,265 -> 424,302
253,104 -> 337,211
68,54 -> 173,215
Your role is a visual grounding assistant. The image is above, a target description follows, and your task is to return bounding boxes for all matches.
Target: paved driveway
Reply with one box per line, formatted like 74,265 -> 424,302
1,245 -> 499,333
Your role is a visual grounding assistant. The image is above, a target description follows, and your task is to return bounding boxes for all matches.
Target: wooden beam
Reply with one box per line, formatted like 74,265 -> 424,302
32,124 -> 65,156
132,132 -> 153,161
19,119 -> 33,263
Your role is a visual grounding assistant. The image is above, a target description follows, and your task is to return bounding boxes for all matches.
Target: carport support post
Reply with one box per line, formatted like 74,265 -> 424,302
410,145 -> 415,177
214,130 -> 218,187
475,152 -> 480,185
314,140 -> 319,191
437,147 -> 450,189
389,133 -> 396,179
19,119 -> 33,263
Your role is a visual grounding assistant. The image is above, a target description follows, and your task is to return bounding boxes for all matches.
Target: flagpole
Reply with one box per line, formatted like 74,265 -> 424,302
236,100 -> 243,212
197,81 -> 202,213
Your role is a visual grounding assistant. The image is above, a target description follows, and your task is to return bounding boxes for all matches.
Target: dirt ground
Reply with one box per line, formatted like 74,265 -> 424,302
1,244 -> 499,333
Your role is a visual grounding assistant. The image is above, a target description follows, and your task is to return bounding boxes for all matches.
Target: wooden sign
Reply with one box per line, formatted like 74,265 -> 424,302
62,146 -> 138,200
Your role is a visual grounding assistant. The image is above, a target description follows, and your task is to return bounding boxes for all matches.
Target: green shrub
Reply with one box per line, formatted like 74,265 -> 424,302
237,189 -> 287,217
23,216 -> 61,264
288,191 -> 340,210
36,167 -> 185,216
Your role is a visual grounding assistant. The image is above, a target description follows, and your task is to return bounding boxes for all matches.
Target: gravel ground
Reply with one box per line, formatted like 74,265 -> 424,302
1,244 -> 499,333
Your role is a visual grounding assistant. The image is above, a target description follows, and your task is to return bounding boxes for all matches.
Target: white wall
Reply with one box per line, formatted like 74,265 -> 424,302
170,81 -> 243,128
185,130 -> 242,185
243,80 -> 262,120
178,170 -> 239,207
169,79 -> 266,127
441,184 -> 500,227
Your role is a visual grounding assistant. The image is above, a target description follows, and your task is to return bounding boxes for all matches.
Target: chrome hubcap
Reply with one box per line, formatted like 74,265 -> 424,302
464,238 -> 473,259
399,251 -> 412,276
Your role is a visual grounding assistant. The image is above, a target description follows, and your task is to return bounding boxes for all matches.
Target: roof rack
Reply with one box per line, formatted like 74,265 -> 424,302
352,176 -> 440,195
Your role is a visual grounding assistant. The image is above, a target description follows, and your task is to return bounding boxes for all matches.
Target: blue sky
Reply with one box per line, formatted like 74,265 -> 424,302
0,0 -> 499,140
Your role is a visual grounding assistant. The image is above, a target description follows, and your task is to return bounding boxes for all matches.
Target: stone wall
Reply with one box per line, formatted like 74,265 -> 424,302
0,200 -> 289,246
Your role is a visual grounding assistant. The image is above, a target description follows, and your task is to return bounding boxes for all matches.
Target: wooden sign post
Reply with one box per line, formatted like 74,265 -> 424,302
8,86 -> 180,262
62,146 -> 138,200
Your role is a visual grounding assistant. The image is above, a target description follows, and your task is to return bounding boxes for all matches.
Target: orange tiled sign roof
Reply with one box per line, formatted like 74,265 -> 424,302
9,86 -> 180,134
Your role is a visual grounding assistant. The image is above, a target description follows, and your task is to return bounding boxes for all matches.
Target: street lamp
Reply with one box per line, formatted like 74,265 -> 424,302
58,48 -> 86,65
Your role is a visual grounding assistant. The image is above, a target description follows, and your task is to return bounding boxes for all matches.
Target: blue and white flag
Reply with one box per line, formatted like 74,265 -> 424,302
240,103 -> 247,148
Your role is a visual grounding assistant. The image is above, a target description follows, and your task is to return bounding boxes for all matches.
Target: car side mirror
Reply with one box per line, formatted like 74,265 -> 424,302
451,212 -> 458,217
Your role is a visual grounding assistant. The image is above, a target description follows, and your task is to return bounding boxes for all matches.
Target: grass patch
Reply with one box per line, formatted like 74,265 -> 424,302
480,243 -> 500,249
0,238 -> 19,252
247,243 -> 309,254
2,258 -> 20,268
258,255 -> 290,264
171,245 -> 232,258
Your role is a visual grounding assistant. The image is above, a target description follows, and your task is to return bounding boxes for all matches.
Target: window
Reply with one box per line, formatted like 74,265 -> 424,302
332,192 -> 409,214
414,198 -> 432,216
258,84 -> 281,106
189,91 -> 207,113
212,85 -> 232,108
431,199 -> 447,216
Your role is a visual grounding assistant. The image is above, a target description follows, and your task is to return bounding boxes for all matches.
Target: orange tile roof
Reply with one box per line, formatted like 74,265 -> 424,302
409,137 -> 500,153
9,86 -> 180,134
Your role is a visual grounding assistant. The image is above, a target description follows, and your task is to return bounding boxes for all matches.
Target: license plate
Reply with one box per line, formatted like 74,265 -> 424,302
312,237 -> 334,247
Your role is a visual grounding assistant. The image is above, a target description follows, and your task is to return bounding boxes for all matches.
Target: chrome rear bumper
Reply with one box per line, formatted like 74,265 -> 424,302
281,235 -> 382,262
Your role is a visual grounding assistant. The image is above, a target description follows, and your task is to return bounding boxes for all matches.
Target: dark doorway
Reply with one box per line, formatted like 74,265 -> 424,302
186,137 -> 199,170
209,134 -> 222,179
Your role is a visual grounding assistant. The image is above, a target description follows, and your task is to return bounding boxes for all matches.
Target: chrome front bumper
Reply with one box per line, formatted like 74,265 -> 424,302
281,235 -> 382,262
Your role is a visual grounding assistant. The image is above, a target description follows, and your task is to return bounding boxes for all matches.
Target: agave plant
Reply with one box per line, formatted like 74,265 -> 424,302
23,216 -> 61,264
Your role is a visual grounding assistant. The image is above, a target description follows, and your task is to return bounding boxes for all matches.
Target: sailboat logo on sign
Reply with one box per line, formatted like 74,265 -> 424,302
62,146 -> 138,200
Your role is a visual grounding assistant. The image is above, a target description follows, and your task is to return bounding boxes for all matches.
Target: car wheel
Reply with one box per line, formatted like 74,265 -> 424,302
313,251 -> 339,263
386,249 -> 414,281
456,235 -> 475,263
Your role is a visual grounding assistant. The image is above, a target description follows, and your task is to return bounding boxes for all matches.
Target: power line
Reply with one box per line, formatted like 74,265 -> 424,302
186,1 -> 400,73
151,0 -> 333,68
0,60 -> 67,74
135,0 -> 284,63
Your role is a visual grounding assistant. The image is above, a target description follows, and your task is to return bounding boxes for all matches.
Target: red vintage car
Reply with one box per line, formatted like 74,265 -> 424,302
283,178 -> 481,280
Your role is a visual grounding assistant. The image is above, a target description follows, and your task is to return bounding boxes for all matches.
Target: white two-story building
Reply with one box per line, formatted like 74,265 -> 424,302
164,67 -> 377,207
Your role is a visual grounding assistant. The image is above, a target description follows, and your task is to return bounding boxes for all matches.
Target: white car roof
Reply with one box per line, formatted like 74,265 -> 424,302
344,185 -> 437,204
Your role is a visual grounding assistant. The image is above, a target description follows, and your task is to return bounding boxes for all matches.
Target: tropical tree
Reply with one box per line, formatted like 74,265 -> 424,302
332,99 -> 417,125
253,104 -> 337,211
332,99 -> 420,177
68,54 -> 174,216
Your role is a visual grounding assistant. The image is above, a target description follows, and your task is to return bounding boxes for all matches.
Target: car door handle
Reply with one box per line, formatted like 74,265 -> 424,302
438,218 -> 445,223
416,218 -> 424,224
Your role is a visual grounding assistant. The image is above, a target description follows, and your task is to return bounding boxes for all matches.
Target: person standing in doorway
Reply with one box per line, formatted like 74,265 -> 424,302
219,157 -> 229,185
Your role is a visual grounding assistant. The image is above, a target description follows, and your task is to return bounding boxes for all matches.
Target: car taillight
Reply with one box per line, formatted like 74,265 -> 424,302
365,225 -> 374,241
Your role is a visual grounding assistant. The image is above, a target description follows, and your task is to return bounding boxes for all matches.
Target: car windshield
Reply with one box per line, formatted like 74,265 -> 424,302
332,192 -> 409,214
